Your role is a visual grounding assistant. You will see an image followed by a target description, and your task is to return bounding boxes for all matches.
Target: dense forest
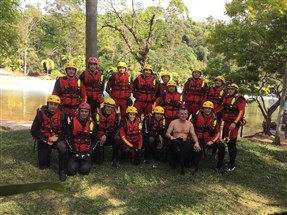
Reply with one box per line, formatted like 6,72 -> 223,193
1,0 -> 287,142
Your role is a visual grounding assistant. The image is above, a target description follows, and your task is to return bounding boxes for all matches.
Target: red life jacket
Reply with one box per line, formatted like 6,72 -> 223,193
162,92 -> 182,118
109,72 -> 131,99
82,70 -> 104,100
39,106 -> 62,138
159,83 -> 167,96
194,111 -> 217,142
145,114 -> 165,136
183,78 -> 206,104
134,75 -> 156,102
95,108 -> 117,137
206,86 -> 224,112
72,117 -> 94,153
222,94 -> 245,122
122,117 -> 141,143
59,76 -> 81,108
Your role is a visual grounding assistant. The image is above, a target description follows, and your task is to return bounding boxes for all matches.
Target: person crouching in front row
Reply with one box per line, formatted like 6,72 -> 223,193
115,106 -> 143,165
66,103 -> 98,176
31,95 -> 68,181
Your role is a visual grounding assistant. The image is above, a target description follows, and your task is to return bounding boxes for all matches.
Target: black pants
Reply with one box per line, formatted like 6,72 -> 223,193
37,140 -> 68,173
94,135 -> 121,164
192,141 -> 225,169
67,154 -> 92,176
143,136 -> 165,161
87,98 -> 100,117
227,139 -> 237,166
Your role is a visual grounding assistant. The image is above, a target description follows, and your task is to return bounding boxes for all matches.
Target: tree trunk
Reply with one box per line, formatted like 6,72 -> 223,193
273,67 -> 287,145
263,116 -> 272,135
24,47 -> 28,76
86,0 -> 97,64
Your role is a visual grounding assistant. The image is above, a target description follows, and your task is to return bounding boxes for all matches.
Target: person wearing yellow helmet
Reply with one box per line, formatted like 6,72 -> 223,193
52,62 -> 87,119
142,106 -> 166,163
79,57 -> 105,116
204,75 -> 226,122
182,67 -> 208,117
93,97 -> 121,166
156,71 -> 171,98
221,83 -> 246,171
106,61 -> 133,117
117,106 -> 143,165
190,101 -> 226,174
30,95 -> 69,181
154,80 -> 182,128
133,64 -> 159,118
65,103 -> 97,176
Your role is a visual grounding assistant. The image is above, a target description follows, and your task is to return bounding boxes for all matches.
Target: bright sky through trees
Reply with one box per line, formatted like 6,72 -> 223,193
20,0 -> 231,22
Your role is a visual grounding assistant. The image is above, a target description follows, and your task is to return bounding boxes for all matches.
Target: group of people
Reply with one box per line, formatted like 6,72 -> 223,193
31,57 -> 246,181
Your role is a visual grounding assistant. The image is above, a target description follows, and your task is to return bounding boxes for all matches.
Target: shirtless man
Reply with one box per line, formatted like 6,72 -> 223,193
166,108 -> 200,174
166,108 -> 200,150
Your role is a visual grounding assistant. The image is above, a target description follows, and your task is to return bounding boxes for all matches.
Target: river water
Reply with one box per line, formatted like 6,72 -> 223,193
0,76 -> 280,134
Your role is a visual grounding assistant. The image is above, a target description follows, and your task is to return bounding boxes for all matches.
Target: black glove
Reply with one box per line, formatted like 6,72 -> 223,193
133,145 -> 138,152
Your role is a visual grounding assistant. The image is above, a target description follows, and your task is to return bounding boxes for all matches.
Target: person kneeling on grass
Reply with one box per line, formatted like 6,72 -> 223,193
31,95 -> 68,181
115,106 -> 143,165
191,101 -> 226,174
66,103 -> 98,176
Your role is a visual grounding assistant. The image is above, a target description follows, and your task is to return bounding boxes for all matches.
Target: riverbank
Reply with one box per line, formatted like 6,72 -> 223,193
0,120 -> 32,131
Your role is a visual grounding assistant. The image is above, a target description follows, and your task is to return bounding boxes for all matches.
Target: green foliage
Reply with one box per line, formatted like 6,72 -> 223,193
50,69 -> 64,79
0,129 -> 286,214
0,0 -> 20,63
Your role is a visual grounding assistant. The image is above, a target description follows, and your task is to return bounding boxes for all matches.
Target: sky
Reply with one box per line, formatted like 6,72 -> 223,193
20,0 -> 231,22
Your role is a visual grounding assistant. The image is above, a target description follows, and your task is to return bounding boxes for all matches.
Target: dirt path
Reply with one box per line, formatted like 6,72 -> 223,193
0,120 -> 32,131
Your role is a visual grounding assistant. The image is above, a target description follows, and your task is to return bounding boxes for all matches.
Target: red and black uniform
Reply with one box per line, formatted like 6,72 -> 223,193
156,83 -> 168,98
133,74 -> 159,117
94,108 -> 120,163
143,114 -> 166,161
155,91 -> 182,128
79,70 -> 105,115
182,78 -> 207,117
30,105 -> 68,177
66,116 -> 97,175
222,94 -> 246,168
106,72 -> 133,117
191,110 -> 225,170
118,117 -> 143,164
52,76 -> 86,117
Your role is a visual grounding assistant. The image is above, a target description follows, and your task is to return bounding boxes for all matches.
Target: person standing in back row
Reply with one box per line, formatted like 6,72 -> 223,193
133,64 -> 159,118
106,61 -> 133,117
182,68 -> 207,118
52,62 -> 86,119
221,83 -> 246,171
80,57 -> 105,116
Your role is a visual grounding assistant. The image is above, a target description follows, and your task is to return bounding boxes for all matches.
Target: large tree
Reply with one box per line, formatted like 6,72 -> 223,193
207,0 -> 287,138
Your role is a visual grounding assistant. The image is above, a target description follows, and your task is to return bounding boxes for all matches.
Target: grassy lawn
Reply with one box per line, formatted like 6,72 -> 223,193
0,129 -> 286,215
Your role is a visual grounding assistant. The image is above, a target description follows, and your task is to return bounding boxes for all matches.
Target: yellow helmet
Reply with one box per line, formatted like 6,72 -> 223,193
65,62 -> 77,70
104,97 -> 116,108
161,71 -> 170,78
215,76 -> 225,83
202,101 -> 214,109
47,95 -> 61,104
143,64 -> 153,71
192,67 -> 202,73
126,106 -> 138,114
154,106 -> 164,114
227,83 -> 239,90
167,80 -> 177,87
117,61 -> 127,69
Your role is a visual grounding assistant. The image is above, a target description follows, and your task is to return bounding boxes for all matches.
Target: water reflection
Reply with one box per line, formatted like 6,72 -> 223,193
0,89 -> 50,121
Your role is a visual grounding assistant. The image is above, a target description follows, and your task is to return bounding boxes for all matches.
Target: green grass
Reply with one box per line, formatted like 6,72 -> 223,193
0,129 -> 286,215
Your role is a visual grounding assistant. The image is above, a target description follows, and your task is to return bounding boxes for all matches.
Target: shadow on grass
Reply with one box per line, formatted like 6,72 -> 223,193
1,130 -> 287,214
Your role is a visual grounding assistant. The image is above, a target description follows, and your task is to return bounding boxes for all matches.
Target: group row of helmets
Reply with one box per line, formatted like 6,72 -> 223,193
65,58 -> 239,90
